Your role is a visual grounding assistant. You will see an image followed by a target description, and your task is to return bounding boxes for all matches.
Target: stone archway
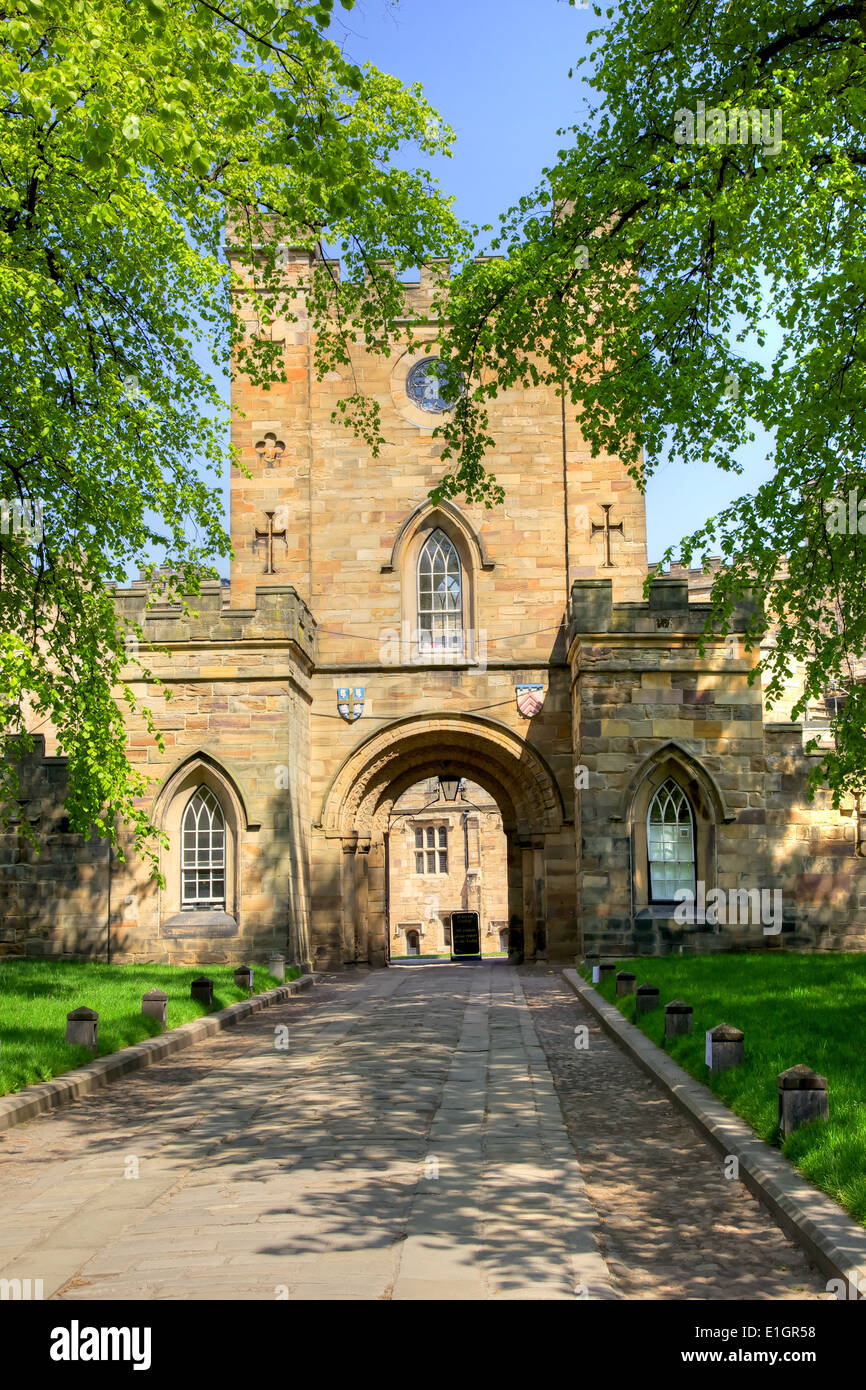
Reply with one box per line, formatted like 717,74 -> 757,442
313,714 -> 572,970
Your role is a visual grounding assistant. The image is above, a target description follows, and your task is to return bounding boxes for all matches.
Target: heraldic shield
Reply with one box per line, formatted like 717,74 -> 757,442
515,684 -> 545,718
338,687 -> 365,723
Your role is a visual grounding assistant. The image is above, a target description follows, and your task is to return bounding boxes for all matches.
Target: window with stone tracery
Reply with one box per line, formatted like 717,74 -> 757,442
647,779 -> 696,901
417,528 -> 463,655
181,786 -> 226,908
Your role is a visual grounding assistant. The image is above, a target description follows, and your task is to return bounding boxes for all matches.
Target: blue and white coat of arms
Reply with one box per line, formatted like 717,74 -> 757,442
338,687 -> 365,723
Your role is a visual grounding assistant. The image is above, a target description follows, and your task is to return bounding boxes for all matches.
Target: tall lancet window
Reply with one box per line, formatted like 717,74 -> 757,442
181,786 -> 226,908
647,779 -> 696,902
417,528 -> 463,655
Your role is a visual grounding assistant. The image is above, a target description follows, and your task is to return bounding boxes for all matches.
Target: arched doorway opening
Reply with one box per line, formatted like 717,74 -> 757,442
314,713 -> 572,970
388,775 -> 508,960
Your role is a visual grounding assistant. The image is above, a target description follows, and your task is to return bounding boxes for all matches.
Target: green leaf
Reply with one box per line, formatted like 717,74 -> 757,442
0,0 -> 465,861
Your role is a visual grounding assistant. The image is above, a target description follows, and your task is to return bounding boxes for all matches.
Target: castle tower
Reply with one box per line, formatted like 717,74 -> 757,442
222,251 -> 650,968
228,246 -> 318,612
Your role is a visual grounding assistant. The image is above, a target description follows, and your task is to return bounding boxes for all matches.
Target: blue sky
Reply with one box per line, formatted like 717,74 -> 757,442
333,0 -> 776,565
203,0 -> 775,574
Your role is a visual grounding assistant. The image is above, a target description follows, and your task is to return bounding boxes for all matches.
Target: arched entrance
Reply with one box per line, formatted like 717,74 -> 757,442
313,714 -> 573,970
387,775 -> 508,959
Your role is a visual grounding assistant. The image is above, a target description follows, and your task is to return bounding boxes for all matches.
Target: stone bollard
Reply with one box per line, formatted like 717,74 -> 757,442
778,1065 -> 829,1138
268,953 -> 286,983
66,1007 -> 98,1053
141,989 -> 168,1030
190,976 -> 214,1007
635,983 -> 660,1017
615,971 -> 636,997
706,1023 -> 744,1072
233,965 -> 254,994
598,961 -> 615,986
664,999 -> 693,1038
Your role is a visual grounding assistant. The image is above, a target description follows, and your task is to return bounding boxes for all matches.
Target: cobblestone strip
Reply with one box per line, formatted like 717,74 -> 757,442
520,969 -> 830,1300
565,967 -> 866,1294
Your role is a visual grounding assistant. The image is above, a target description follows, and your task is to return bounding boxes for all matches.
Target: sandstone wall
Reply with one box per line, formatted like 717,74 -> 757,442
570,578 -> 865,957
0,737 -> 108,958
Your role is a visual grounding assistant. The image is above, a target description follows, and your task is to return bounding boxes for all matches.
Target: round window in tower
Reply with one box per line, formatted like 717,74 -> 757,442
405,356 -> 465,414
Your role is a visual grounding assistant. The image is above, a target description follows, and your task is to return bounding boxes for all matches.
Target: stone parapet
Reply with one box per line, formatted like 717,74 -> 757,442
115,581 -> 316,666
569,577 -> 757,641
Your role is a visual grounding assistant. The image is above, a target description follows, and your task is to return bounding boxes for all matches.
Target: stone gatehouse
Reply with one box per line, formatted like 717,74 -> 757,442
2,250 -> 864,966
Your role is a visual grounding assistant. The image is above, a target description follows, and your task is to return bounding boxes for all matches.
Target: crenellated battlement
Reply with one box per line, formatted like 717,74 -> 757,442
647,555 -> 725,603
569,577 -> 757,641
113,579 -> 316,662
226,239 -> 501,322
361,254 -> 503,318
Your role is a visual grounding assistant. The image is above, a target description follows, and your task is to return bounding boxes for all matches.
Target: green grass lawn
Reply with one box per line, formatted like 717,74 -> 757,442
0,959 -> 300,1097
579,953 -> 866,1226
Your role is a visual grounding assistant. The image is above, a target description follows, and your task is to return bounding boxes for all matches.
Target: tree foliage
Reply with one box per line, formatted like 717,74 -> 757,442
436,0 -> 866,802
0,0 -> 466,864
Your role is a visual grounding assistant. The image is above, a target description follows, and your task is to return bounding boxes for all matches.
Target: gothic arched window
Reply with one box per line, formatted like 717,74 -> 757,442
181,786 -> 226,908
417,528 -> 463,655
647,779 -> 696,902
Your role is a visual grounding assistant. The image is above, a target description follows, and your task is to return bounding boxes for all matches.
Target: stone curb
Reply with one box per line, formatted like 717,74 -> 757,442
0,974 -> 314,1135
562,967 -> 866,1298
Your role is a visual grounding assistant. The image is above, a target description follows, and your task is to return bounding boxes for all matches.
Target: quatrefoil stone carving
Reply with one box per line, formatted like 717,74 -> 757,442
255,432 -> 286,468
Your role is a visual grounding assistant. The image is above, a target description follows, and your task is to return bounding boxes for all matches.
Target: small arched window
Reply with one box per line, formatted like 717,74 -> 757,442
181,786 -> 226,908
417,528 -> 463,655
647,779 -> 695,902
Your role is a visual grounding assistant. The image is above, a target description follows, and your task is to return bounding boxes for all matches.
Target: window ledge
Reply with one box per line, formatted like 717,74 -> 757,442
162,910 -> 238,939
635,905 -> 716,926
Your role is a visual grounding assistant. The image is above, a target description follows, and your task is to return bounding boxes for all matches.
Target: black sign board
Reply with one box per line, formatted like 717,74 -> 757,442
450,910 -> 481,958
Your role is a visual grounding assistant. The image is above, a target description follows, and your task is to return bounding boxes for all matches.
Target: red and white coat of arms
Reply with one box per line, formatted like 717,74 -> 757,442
516,684 -> 545,718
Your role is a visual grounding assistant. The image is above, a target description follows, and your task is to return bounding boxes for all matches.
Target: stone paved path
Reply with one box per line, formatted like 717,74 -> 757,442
521,968 -> 827,1300
0,963 -> 827,1300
